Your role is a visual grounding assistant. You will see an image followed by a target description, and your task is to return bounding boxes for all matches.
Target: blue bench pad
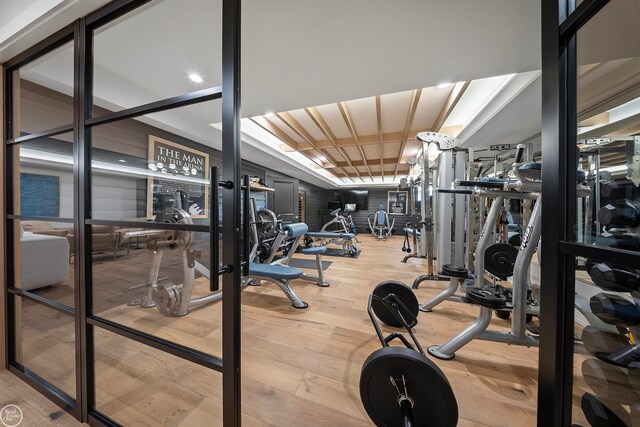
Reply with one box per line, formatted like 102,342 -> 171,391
307,232 -> 355,240
249,263 -> 303,280
302,246 -> 327,255
284,223 -> 309,238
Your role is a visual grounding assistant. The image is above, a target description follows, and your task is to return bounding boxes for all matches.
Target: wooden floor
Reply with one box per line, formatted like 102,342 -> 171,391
11,235 -> 597,426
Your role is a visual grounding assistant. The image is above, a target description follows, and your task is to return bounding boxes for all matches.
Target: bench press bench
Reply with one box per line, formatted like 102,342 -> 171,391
248,263 -> 308,309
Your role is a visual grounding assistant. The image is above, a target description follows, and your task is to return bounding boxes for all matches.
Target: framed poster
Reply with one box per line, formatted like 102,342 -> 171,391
147,135 -> 210,218
388,190 -> 408,215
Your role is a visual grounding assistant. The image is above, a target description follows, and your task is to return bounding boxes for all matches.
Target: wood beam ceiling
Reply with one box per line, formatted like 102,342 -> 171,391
305,107 -> 361,182
338,102 -> 374,182
393,88 -> 422,179
250,115 -> 346,178
376,95 -> 384,182
431,81 -> 470,132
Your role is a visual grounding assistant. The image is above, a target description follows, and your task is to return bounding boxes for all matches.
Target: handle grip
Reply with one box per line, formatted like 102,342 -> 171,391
210,167 -> 220,291
436,189 -> 474,194
475,163 -> 484,178
457,180 -> 505,189
242,175 -> 250,276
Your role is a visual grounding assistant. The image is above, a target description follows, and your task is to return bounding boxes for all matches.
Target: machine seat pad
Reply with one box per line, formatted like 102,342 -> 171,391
302,246 -> 327,255
249,263 -> 303,280
307,232 -> 355,240
284,223 -> 309,238
404,228 -> 421,237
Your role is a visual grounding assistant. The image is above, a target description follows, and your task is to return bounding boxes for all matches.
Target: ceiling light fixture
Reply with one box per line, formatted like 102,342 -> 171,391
118,159 -> 127,163
265,112 -> 276,117
437,82 -> 452,89
189,73 -> 203,83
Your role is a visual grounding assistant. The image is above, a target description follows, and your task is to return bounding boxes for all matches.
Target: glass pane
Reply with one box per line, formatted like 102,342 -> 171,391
11,133 -> 74,218
575,0 -> 640,248
91,226 -> 221,357
16,41 -> 74,136
571,256 -> 640,427
14,296 -> 76,398
94,327 -> 222,426
12,219 -> 74,308
574,4 -> 640,423
90,102 -> 219,224
92,0 -> 221,114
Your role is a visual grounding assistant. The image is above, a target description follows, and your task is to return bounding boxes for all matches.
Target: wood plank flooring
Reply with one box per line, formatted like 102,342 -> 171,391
10,235 -> 599,426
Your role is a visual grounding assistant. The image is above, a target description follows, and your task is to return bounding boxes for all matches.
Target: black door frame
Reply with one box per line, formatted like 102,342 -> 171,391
2,0 -> 243,425
538,0 -> 640,425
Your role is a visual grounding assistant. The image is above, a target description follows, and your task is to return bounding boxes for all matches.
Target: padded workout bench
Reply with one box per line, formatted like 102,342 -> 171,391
305,231 -> 357,256
248,263 -> 308,309
269,223 -> 330,287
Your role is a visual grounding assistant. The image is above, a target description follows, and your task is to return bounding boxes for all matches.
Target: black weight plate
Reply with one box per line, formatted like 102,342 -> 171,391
371,281 -> 419,328
484,243 -> 519,279
466,287 -> 507,309
360,347 -> 458,427
441,264 -> 469,279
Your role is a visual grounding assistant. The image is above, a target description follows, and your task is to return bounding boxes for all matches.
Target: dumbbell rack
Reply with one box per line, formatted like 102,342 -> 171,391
578,179 -> 640,426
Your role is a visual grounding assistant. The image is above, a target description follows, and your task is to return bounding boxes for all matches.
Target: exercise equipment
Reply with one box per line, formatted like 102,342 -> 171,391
599,203 -> 640,228
581,393 -> 629,427
590,293 -> 640,328
371,281 -> 419,328
483,243 -> 518,279
589,263 -> 640,293
320,208 -> 359,237
582,358 -> 640,405
368,204 -> 395,239
361,282 -> 458,427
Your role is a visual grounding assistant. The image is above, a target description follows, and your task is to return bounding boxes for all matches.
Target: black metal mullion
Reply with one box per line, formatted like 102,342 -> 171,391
539,0 -> 575,425
3,24 -> 75,70
560,0 -> 610,38
87,316 -> 223,372
8,289 -> 74,316
7,123 -> 74,145
88,411 -> 122,427
85,87 -> 221,127
8,363 -> 76,413
85,219 -> 210,233
7,215 -> 75,222
3,67 -> 14,370
85,0 -> 153,28
221,0 -> 242,424
74,16 -> 92,422
560,241 -> 640,265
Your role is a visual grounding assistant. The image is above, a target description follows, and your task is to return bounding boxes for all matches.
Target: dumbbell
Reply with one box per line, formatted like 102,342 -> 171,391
581,392 -> 629,427
589,263 -> 640,293
582,358 -> 639,405
598,203 -> 640,228
582,326 -> 631,358
601,179 -> 636,200
589,293 -> 640,327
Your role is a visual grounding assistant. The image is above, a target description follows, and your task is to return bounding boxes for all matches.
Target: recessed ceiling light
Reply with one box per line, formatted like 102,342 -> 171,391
265,112 -> 276,117
189,73 -> 203,83
118,159 -> 127,163
437,82 -> 452,89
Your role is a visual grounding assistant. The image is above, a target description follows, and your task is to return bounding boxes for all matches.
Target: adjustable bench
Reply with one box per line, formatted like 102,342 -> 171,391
248,263 -> 308,309
305,231 -> 358,256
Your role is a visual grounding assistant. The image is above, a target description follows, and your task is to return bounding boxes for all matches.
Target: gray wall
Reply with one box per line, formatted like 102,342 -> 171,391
299,181 -> 329,231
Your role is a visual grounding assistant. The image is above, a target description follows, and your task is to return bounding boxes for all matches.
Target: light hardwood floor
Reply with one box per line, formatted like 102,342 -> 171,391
11,234 -> 597,426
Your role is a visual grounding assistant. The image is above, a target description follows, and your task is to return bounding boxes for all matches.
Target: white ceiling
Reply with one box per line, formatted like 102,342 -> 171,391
2,0 -> 546,188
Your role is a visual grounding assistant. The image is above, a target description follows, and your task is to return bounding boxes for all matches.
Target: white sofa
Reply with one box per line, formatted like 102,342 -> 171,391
20,231 -> 70,291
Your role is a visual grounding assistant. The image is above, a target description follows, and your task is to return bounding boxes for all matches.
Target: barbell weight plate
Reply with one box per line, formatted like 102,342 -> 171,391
484,243 -> 519,279
371,281 -> 419,328
441,264 -> 469,279
255,209 -> 279,240
360,346 -> 458,427
465,287 -> 507,309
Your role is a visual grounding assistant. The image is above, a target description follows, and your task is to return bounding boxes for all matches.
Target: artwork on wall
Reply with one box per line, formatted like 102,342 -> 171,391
20,173 -> 60,217
388,190 -> 408,215
146,135 -> 209,218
